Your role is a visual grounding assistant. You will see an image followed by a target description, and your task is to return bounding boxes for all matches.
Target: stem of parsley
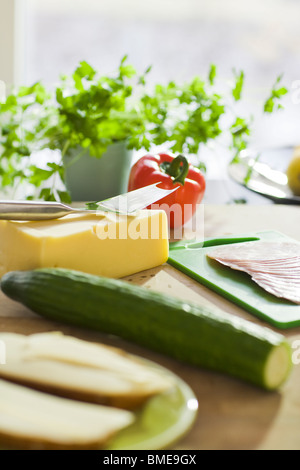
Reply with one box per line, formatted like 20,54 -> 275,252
63,147 -> 87,169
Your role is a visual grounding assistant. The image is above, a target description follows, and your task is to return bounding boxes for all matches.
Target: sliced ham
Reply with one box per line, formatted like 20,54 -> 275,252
207,241 -> 300,304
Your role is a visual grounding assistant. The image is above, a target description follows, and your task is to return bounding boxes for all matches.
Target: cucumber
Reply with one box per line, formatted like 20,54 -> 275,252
1,268 -> 292,391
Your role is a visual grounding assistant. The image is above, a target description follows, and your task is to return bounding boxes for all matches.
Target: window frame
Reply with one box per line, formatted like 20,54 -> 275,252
0,0 -> 25,87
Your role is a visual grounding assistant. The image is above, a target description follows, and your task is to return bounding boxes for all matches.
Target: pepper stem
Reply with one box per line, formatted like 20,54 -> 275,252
160,155 -> 189,185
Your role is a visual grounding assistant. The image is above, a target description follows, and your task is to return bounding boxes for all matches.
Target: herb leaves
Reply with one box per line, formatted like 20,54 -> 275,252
0,57 -> 288,202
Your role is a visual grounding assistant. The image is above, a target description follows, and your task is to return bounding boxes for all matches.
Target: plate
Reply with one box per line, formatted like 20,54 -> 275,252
106,360 -> 198,450
0,357 -> 198,451
228,146 -> 300,204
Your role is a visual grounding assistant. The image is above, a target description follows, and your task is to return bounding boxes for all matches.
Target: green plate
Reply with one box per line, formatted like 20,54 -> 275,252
106,361 -> 198,450
168,230 -> 300,329
0,357 -> 197,451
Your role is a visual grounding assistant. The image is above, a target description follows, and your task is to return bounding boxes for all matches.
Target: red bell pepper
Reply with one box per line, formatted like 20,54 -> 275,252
128,153 -> 206,228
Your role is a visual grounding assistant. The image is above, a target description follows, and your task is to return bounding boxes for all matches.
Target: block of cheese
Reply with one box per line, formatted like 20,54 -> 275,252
0,210 -> 168,278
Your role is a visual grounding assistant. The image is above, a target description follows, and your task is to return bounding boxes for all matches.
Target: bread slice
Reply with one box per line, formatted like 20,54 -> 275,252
0,332 -> 173,409
0,378 -> 134,450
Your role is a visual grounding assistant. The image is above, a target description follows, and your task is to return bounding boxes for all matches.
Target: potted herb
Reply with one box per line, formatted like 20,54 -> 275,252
0,56 -> 152,202
52,57 -> 152,201
0,58 -> 287,203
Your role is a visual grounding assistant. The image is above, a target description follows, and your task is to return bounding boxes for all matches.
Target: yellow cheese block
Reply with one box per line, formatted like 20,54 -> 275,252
0,210 -> 169,278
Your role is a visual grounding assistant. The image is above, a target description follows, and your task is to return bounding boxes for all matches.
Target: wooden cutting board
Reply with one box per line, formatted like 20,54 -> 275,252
0,204 -> 300,450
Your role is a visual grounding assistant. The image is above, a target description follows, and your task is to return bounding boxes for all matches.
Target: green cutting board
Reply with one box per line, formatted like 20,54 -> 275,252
168,230 -> 300,329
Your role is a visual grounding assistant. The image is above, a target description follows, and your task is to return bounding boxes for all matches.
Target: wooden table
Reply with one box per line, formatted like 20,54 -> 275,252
1,204 -> 300,450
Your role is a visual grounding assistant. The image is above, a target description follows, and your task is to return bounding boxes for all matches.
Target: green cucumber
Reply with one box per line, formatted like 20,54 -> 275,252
1,268 -> 292,390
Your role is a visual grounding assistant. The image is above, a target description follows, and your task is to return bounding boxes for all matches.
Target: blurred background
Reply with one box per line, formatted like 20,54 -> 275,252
1,0 -> 300,197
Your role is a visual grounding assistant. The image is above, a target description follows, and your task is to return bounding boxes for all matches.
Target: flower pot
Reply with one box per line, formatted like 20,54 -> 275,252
63,142 -> 133,202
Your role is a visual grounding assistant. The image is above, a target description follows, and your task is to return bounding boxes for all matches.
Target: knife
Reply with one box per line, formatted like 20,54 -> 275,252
0,183 -> 178,221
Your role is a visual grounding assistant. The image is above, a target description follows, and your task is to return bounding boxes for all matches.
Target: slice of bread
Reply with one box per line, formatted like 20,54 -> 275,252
0,378 -> 134,450
0,332 -> 173,409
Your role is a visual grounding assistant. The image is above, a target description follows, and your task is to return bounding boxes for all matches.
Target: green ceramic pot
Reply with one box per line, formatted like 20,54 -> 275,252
63,141 -> 133,202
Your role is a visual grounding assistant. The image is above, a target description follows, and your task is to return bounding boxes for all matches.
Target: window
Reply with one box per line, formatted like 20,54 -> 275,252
1,0 -> 299,178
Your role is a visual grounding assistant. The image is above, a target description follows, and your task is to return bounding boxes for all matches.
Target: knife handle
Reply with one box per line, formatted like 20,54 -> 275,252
0,200 -> 73,221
